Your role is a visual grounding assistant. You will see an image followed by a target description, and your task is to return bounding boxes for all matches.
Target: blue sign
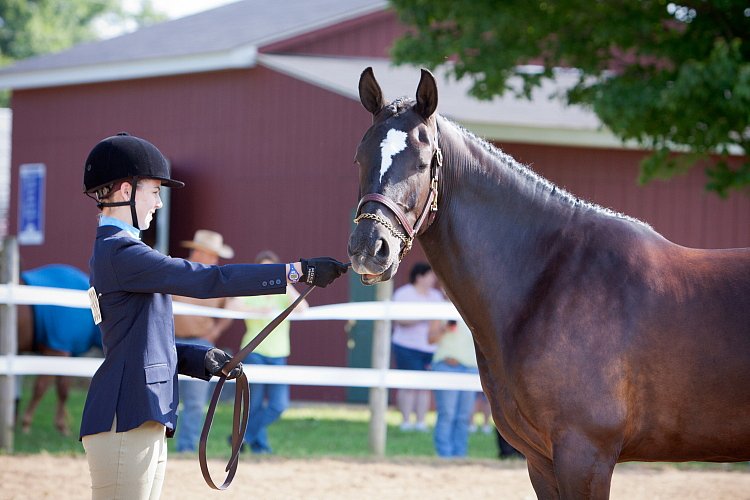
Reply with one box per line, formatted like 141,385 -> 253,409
18,163 -> 46,245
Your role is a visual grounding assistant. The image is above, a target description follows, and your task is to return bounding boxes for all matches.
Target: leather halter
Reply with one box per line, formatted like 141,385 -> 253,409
353,131 -> 442,260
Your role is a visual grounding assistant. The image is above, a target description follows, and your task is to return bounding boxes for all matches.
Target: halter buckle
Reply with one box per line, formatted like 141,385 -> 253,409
430,177 -> 439,212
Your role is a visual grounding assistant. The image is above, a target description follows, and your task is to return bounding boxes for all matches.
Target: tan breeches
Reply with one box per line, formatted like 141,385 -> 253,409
82,417 -> 167,500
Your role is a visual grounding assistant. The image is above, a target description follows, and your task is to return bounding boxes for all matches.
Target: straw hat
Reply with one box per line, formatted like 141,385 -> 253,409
181,229 -> 234,259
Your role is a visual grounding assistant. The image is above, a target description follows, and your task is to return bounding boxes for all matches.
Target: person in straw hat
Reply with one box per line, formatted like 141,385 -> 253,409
173,229 -> 236,454
80,132 -> 348,499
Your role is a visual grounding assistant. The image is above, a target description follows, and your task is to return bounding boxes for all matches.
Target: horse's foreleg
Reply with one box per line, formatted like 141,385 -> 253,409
21,375 -> 52,433
54,375 -> 70,436
552,431 -> 618,500
527,455 -> 560,500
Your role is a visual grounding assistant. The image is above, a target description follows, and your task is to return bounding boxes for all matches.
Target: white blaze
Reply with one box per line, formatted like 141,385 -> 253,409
379,129 -> 408,184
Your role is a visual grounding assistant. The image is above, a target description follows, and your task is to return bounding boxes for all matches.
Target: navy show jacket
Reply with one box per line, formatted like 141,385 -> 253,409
80,225 -> 286,439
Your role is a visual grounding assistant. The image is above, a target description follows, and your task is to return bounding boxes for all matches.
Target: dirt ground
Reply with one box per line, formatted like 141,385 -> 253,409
1,454 -> 749,499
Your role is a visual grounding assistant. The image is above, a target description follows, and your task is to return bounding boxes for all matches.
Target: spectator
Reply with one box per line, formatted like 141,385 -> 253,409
469,393 -> 494,434
79,132 -> 348,498
391,262 -> 443,431
229,250 -> 309,454
496,429 -> 524,459
173,229 -> 236,453
429,318 -> 479,458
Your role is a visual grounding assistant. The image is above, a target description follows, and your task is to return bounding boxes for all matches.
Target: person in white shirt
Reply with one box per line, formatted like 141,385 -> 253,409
391,262 -> 443,431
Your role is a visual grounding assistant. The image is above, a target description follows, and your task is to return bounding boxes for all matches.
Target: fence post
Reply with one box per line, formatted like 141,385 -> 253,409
0,236 -> 18,452
368,279 -> 393,456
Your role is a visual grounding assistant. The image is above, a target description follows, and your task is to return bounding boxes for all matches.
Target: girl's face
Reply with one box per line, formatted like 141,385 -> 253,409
134,178 -> 163,230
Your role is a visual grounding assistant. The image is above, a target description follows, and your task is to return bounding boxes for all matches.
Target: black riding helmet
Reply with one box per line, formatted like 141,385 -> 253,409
83,133 -> 184,230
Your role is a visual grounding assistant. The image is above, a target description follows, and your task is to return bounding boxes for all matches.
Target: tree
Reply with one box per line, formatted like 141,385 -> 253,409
0,0 -> 165,105
390,1 -> 750,196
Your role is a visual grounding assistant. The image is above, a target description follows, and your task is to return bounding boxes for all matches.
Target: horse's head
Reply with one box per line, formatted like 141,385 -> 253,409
347,67 -> 442,285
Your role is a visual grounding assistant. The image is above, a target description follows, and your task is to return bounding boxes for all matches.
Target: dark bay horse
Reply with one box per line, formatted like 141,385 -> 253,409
17,264 -> 101,435
347,67 -> 750,499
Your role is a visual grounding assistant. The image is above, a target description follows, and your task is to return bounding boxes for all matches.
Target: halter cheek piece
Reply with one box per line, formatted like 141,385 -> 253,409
354,131 -> 442,260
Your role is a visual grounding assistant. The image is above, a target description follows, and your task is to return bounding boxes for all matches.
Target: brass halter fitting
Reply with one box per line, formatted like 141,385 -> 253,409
353,211 -> 414,260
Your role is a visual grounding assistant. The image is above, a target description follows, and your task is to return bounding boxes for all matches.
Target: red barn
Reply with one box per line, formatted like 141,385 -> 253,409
0,0 -> 747,401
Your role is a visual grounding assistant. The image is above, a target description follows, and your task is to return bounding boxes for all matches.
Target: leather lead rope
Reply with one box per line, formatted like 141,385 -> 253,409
199,285 -> 316,490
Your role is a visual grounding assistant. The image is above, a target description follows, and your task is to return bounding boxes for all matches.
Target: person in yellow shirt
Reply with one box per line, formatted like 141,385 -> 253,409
229,250 -> 308,454
429,317 -> 479,458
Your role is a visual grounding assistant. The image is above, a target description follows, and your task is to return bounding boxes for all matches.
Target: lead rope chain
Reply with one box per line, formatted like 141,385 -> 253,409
353,212 -> 412,256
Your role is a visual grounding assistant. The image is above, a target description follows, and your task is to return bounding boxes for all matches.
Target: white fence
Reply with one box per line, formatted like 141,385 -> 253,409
0,281 -> 484,454
0,283 -> 479,390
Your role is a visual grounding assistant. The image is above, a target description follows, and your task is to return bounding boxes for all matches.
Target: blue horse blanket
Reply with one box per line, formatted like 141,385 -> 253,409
21,264 -> 101,356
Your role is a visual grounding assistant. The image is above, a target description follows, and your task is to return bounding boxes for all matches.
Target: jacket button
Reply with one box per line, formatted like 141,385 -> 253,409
275,279 -> 282,285
262,281 -> 268,286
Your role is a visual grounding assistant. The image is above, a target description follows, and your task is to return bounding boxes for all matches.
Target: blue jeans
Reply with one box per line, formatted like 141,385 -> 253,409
243,352 -> 289,453
432,361 -> 478,457
175,338 -> 213,452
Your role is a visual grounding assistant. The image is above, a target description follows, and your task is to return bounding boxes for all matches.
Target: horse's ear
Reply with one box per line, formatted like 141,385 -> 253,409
415,69 -> 438,120
359,67 -> 385,115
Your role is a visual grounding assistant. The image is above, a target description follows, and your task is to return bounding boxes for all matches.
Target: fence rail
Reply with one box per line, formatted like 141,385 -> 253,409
0,355 -> 482,391
0,281 -> 483,454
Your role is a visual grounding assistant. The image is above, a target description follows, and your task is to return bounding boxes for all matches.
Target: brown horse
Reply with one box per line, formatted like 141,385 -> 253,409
17,264 -> 100,435
347,67 -> 750,499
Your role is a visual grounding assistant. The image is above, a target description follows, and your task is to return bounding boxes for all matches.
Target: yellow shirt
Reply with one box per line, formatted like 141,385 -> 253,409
433,320 -> 478,368
239,293 -> 295,358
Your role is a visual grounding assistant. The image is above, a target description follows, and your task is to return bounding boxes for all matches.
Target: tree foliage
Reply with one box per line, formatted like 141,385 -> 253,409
0,0 -> 164,105
391,0 -> 750,196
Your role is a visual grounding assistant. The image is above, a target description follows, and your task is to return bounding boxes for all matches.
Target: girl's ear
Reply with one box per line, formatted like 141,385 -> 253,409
120,181 -> 132,200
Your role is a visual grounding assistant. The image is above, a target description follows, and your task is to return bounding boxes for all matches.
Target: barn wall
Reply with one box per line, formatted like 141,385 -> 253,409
7,2 -> 749,403
9,67 -> 373,400
501,142 -> 750,249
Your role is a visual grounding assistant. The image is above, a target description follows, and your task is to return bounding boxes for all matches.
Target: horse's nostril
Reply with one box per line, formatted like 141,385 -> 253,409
374,237 -> 389,259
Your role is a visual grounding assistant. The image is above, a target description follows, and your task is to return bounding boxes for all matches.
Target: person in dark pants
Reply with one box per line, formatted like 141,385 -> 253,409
391,262 -> 443,431
79,132 -> 348,499
496,429 -> 525,459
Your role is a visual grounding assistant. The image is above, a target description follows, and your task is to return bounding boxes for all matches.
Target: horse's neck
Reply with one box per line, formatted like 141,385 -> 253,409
420,120 -> 577,344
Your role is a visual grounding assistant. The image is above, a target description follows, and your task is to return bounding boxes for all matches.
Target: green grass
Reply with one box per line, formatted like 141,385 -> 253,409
8,378 -> 750,472
8,378 -> 499,460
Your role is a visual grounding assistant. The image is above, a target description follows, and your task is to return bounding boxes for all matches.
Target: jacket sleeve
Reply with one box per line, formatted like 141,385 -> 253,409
109,238 -> 287,298
176,343 -> 212,380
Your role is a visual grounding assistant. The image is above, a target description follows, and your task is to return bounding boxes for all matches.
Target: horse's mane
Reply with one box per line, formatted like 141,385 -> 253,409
383,96 -> 648,227
442,112 -> 650,228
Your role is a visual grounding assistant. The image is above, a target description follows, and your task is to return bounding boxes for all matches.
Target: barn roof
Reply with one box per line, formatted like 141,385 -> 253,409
0,0 -> 630,148
0,0 -> 387,89
258,54 -> 626,148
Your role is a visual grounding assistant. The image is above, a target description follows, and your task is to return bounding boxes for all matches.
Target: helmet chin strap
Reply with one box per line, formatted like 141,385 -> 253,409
97,176 -> 141,231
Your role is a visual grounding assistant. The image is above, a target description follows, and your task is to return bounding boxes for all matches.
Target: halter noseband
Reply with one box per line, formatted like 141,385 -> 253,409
353,131 -> 442,261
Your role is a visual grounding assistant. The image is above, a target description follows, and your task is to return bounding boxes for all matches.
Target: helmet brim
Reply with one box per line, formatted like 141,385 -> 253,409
157,177 -> 185,189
